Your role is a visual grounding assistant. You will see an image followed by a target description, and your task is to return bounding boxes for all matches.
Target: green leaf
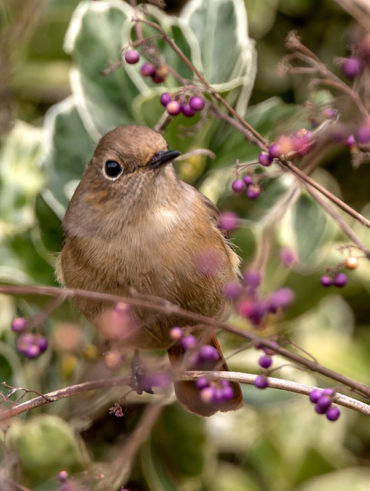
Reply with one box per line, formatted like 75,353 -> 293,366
143,404 -> 206,488
0,121 -> 44,233
35,193 -> 63,253
0,230 -> 56,285
182,0 -> 257,113
293,194 -> 329,266
64,1 -> 139,139
42,97 -> 96,214
7,415 -> 88,484
143,5 -> 203,84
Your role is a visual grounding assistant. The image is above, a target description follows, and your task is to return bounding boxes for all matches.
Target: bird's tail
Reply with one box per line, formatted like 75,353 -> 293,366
168,335 -> 243,416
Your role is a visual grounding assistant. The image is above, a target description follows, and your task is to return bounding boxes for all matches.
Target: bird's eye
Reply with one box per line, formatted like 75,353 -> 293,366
104,160 -> 123,179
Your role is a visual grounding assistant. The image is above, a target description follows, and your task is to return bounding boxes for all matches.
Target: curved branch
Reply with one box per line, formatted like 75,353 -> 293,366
1,371 -> 369,423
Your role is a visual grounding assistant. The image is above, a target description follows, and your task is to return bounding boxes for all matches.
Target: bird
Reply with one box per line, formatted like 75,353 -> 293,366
57,124 -> 243,416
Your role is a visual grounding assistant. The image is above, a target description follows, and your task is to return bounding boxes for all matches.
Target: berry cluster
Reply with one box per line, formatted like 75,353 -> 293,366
320,256 -> 359,288
124,49 -> 169,84
169,327 -> 236,405
160,92 -> 205,117
11,317 -> 48,359
320,272 -> 347,288
261,128 -> 313,163
309,388 -> 341,421
223,270 -> 295,327
231,175 -> 261,200
253,345 -> 276,390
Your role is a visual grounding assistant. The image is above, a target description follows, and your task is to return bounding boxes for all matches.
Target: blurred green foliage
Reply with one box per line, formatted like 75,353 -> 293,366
0,0 -> 369,489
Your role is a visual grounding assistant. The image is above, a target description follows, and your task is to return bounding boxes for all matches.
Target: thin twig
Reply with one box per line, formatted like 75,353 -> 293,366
304,184 -> 370,256
279,158 -> 370,228
0,376 -> 131,422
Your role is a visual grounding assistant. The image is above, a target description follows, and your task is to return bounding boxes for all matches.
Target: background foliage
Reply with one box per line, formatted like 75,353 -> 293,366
0,0 -> 369,489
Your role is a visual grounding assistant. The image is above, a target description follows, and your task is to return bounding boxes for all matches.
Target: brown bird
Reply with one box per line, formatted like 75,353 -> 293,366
58,125 -> 243,416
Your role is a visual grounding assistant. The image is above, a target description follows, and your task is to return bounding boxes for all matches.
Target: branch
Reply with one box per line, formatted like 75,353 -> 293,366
279,158 -> 370,229
181,371 -> 370,416
1,372 -> 368,423
134,17 -> 370,233
133,17 -> 267,148
0,284 -> 369,399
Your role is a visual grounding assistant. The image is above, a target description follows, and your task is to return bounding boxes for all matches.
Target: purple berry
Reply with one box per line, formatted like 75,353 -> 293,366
140,63 -> 155,77
315,395 -> 332,413
200,386 -> 215,403
246,184 -> 261,199
320,275 -> 333,287
309,389 -> 323,403
198,345 -> 219,362
341,57 -> 363,78
181,335 -> 197,350
324,108 -> 335,119
58,470 -> 69,482
314,403 -> 328,415
258,151 -> 273,166
160,92 -> 171,107
346,134 -> 356,146
244,270 -> 261,288
249,302 -> 266,326
189,96 -> 205,111
243,175 -> 253,186
196,376 -> 210,390
11,317 -> 27,333
231,179 -> 245,193
292,129 -> 312,156
280,247 -> 297,268
323,388 -> 335,396
36,336 -> 48,353
170,327 -> 183,340
124,49 -> 140,64
326,406 -> 340,421
254,374 -> 269,389
269,142 -> 282,158
166,100 -> 181,116
16,333 -> 33,355
356,123 -> 370,144
221,385 -> 234,401
334,272 -> 347,288
238,300 -> 253,318
258,354 -> 273,369
181,103 -> 196,117
151,72 -> 166,84
222,280 -> 242,299
218,211 -> 240,232
25,343 -> 40,359
268,288 -> 295,311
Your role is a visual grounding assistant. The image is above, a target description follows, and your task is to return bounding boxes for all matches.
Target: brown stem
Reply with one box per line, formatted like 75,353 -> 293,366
304,185 -> 370,256
0,284 -> 369,399
279,158 -> 370,228
1,372 -> 368,422
0,376 -> 131,422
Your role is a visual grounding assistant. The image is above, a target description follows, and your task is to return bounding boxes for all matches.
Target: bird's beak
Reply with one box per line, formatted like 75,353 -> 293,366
148,150 -> 181,169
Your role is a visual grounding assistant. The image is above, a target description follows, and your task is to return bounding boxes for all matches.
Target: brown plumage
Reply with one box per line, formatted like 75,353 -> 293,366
58,125 -> 243,416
